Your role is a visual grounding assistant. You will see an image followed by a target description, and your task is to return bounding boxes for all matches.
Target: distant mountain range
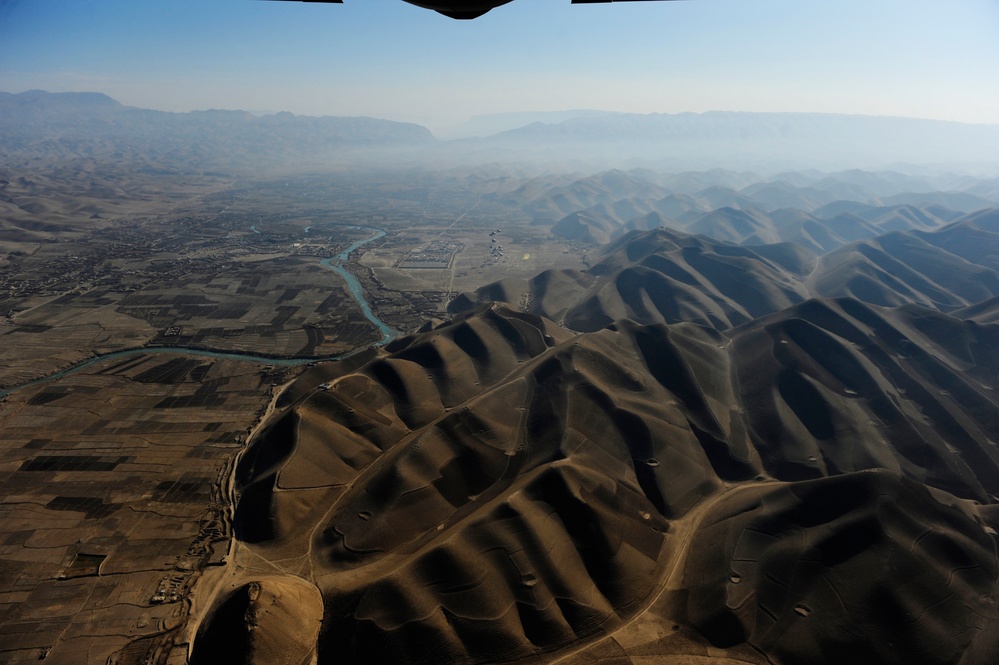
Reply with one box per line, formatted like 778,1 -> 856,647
4,90 -> 999,173
484,167 -> 999,251
478,111 -> 999,170
0,90 -> 434,173
8,90 -> 998,665
436,109 -> 623,139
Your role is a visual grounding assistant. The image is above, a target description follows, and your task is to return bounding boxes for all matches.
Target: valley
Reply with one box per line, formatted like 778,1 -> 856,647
2,92 -> 999,665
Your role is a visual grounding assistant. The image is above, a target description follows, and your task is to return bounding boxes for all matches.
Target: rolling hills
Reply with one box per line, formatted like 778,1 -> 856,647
4,92 -> 999,665
191,195 -> 999,663
452,211 -> 999,335
195,289 -> 999,664
196,201 -> 999,662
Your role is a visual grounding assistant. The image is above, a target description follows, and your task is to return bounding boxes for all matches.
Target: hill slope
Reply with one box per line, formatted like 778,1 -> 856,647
454,214 -> 999,331
193,296 -> 999,664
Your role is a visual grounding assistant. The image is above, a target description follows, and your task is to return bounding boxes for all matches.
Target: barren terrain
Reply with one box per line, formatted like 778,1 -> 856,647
2,92 -> 999,664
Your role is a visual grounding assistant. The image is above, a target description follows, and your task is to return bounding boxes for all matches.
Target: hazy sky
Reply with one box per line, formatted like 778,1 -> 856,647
1,0 -> 997,133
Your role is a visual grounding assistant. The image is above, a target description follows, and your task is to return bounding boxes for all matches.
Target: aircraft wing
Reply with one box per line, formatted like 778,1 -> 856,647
265,0 -> 681,21
264,1 -> 678,3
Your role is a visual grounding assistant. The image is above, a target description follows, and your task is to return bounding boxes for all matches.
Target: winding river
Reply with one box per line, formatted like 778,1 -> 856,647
0,225 -> 396,398
320,226 -> 395,345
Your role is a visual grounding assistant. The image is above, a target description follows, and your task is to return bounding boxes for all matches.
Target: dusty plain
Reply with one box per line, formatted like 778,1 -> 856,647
1,171 -> 588,390
0,354 -> 285,663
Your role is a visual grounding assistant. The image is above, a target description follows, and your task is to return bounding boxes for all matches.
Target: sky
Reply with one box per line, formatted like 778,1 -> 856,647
1,0 -> 998,134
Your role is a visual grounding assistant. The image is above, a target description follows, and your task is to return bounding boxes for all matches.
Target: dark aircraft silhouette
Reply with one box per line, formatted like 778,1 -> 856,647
272,0 -> 673,21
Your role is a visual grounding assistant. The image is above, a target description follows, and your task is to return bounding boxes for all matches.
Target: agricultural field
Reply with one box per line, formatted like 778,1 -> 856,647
0,167 -> 592,662
0,354 -> 284,663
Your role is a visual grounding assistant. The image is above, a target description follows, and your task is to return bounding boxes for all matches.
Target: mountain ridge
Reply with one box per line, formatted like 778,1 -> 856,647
451,216 -> 999,333
0,90 -> 435,173
6,91 -> 999,173
196,294 -> 999,664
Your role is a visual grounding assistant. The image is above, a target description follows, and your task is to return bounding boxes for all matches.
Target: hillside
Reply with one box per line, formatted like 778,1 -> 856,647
452,215 -> 999,331
190,195 -> 999,665
193,296 -> 999,664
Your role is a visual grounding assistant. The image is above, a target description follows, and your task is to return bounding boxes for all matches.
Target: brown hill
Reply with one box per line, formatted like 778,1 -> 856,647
550,209 -> 626,245
454,226 -> 814,331
730,297 -> 999,496
680,470 -> 998,665
693,186 -> 762,211
527,165 -> 981,252
738,180 -> 834,211
216,305 -> 686,663
508,170 -> 669,223
655,192 -> 710,219
195,296 -> 999,664
451,227 -> 817,332
685,206 -> 781,245
954,296 -> 999,324
812,219 -> 999,310
549,197 -> 962,252
457,217 -> 999,332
